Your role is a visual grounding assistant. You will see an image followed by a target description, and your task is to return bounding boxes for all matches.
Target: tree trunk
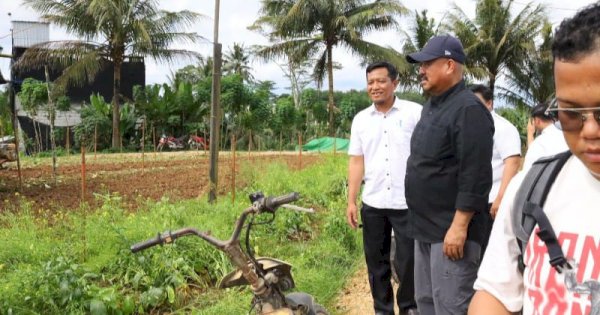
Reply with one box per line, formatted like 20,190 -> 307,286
488,73 -> 496,96
326,45 -> 335,137
44,66 -> 57,183
112,56 -> 123,149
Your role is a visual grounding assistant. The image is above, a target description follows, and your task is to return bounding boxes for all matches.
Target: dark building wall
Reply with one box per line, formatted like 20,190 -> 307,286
12,46 -> 145,103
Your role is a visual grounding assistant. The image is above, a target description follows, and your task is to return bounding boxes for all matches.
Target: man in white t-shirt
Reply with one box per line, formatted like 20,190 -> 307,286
469,3 -> 600,314
470,84 -> 521,257
347,61 -> 421,315
522,102 -> 569,170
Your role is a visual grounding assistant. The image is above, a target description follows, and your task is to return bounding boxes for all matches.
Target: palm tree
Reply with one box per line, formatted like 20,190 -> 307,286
18,0 -> 204,149
446,0 -> 547,94
223,43 -> 255,83
252,0 -> 407,136
498,21 -> 554,110
396,9 -> 440,91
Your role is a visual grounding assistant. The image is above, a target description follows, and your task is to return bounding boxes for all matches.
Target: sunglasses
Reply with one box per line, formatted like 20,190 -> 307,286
545,100 -> 600,132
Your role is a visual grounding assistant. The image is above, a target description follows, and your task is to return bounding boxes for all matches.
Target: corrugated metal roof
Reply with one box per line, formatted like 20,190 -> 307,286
12,21 -> 49,48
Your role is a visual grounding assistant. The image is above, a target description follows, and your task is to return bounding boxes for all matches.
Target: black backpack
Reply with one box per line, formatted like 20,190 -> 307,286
511,150 -> 573,274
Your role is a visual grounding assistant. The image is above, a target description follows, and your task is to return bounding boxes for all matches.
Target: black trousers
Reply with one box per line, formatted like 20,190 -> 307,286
362,203 -> 416,314
480,203 -> 494,259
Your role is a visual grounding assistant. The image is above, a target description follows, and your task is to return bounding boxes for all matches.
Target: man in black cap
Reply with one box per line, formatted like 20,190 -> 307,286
404,35 -> 494,315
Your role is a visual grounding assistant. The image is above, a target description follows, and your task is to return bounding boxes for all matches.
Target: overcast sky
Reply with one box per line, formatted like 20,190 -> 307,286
0,0 -> 595,94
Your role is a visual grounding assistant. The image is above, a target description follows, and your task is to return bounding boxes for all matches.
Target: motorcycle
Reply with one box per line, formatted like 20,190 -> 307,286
131,192 -> 329,315
188,134 -> 208,150
156,135 -> 186,151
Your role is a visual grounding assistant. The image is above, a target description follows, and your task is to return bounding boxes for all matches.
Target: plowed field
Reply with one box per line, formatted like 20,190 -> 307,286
0,150 -> 318,212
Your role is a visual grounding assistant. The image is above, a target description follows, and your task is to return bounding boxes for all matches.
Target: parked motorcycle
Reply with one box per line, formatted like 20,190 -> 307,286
188,134 -> 208,150
131,192 -> 329,315
156,135 -> 186,151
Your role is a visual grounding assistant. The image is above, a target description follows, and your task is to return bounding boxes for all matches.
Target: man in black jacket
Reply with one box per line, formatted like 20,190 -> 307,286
404,35 -> 494,315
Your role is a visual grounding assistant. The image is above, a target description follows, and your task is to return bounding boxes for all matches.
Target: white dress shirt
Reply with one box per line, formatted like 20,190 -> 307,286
522,124 -> 569,171
348,98 -> 422,209
489,111 -> 522,202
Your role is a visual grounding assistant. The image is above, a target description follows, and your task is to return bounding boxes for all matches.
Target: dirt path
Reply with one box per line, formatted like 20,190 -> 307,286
334,265 -> 374,314
334,265 -> 400,315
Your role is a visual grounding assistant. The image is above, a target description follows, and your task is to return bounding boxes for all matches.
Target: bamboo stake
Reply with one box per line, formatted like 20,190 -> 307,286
231,134 -> 236,204
141,118 -> 145,173
279,131 -> 283,157
81,142 -> 86,202
66,126 -> 70,156
94,124 -> 97,160
298,132 -> 302,169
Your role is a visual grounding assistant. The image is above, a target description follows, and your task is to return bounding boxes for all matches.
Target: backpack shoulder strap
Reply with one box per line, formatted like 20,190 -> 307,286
511,150 -> 572,273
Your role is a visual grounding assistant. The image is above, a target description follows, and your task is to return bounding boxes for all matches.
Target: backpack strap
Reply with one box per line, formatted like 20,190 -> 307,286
511,150 -> 572,273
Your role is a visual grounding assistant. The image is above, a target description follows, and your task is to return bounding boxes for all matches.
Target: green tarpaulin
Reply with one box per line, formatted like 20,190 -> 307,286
301,137 -> 349,152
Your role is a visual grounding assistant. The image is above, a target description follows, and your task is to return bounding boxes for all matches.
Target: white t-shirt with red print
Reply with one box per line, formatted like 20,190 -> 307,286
474,155 -> 600,314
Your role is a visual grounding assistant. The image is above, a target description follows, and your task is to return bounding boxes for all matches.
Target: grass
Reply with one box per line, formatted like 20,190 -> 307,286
0,153 -> 362,314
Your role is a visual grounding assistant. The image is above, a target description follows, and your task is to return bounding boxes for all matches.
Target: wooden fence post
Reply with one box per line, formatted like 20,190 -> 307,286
81,143 -> 86,202
66,126 -> 70,156
94,124 -> 98,160
298,132 -> 302,169
231,134 -> 236,204
141,119 -> 145,173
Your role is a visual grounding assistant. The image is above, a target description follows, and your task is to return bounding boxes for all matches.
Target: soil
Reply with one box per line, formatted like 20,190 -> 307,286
0,150 -> 318,212
333,265 -> 400,315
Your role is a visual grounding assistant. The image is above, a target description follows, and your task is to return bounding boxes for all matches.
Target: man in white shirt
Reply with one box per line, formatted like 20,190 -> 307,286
470,84 -> 521,257
469,3 -> 600,314
347,61 -> 421,315
522,102 -> 569,170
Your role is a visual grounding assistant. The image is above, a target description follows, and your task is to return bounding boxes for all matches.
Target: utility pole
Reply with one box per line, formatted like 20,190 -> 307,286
208,0 -> 222,203
5,14 -> 23,189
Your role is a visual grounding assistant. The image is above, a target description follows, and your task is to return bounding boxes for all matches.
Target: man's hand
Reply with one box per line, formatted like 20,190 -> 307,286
490,198 -> 501,219
443,223 -> 468,260
346,203 -> 359,229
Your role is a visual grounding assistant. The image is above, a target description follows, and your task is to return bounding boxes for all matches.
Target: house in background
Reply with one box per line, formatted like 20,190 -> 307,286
10,20 -> 145,151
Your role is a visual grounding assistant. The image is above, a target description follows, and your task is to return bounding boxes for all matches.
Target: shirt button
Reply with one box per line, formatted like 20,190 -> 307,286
385,144 -> 388,147
384,130 -> 387,133
384,115 -> 387,118
387,173 -> 389,176
387,187 -> 390,190
386,158 -> 388,161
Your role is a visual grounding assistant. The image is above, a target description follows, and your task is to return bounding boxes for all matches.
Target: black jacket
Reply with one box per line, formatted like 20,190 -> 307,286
405,80 -> 494,244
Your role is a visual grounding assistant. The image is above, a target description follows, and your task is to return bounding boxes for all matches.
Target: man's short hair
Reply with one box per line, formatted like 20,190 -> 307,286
530,102 -> 553,121
552,3 -> 600,61
366,61 -> 399,81
469,84 -> 493,102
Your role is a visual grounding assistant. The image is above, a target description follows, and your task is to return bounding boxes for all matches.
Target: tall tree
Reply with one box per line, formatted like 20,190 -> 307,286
498,21 -> 554,110
252,0 -> 407,136
397,9 -> 440,90
447,0 -> 547,93
18,0 -> 204,149
223,43 -> 255,83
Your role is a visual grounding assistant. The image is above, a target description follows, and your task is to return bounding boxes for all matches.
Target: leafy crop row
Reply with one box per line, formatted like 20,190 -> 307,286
0,155 -> 361,314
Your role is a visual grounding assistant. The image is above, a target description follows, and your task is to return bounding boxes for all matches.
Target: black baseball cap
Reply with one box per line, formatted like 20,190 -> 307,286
406,35 -> 466,64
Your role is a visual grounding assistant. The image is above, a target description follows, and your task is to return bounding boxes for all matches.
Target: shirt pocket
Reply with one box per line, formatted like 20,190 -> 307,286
416,123 -> 450,159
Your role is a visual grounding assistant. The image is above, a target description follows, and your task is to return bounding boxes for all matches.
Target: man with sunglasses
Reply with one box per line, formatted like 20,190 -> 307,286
469,3 -> 600,315
404,35 -> 494,315
522,102 -> 568,170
